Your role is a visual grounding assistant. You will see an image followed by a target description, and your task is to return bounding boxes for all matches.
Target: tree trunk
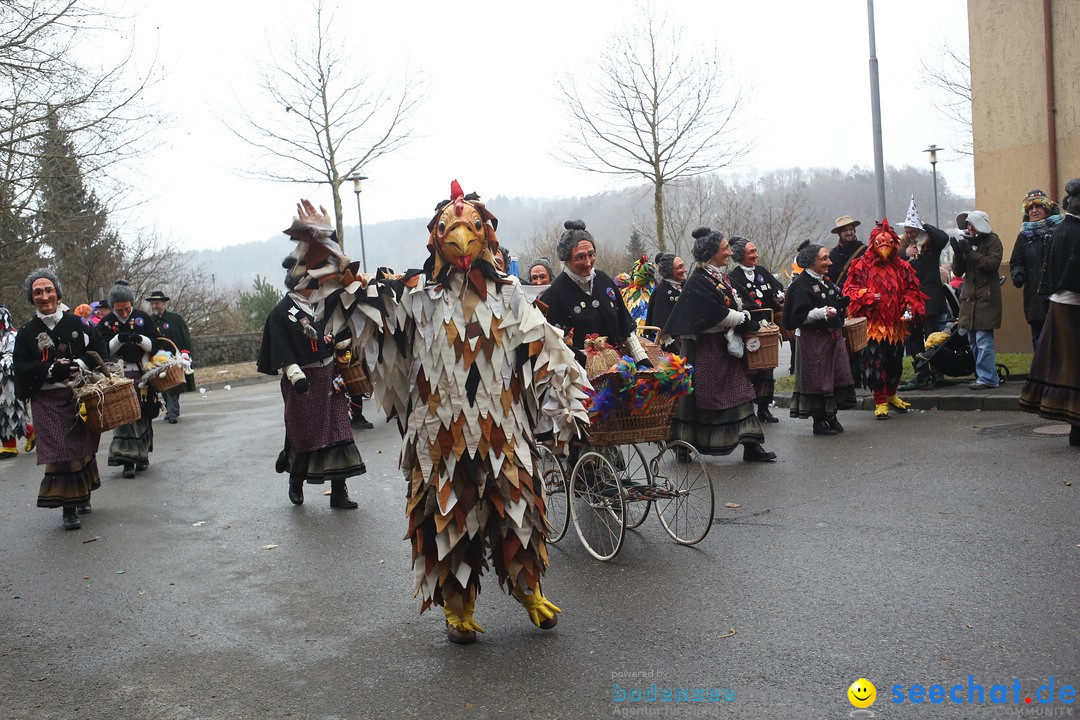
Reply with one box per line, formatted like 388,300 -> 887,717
654,180 -> 666,251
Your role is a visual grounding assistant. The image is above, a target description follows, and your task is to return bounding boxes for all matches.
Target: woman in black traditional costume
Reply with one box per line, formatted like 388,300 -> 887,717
726,237 -> 786,424
540,220 -> 651,368
781,244 -> 856,435
12,269 -> 108,530
663,227 -> 776,462
258,258 -> 366,508
645,252 -> 686,351
97,280 -> 161,478
1019,178 -> 1080,447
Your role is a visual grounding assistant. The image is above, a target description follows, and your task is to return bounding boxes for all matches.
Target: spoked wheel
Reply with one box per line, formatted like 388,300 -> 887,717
570,451 -> 626,561
614,443 -> 652,529
914,367 -> 934,390
649,440 -> 715,546
537,445 -> 569,543
996,363 -> 1010,384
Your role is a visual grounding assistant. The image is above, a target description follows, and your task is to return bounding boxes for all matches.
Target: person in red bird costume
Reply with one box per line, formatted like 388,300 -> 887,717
282,181 -> 591,644
843,219 -> 928,419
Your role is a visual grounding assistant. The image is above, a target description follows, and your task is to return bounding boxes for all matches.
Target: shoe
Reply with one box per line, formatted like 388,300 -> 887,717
1070,425 -> 1079,447
444,590 -> 483,643
0,447 -> 16,459
742,443 -> 777,462
968,381 -> 995,390
288,478 -> 304,506
757,404 -> 780,423
329,478 -> 358,509
445,621 -> 478,644
135,462 -> 149,472
62,508 -> 80,530
874,403 -> 890,419
813,419 -> 838,436
122,464 -> 136,479
24,431 -> 35,452
350,415 -> 374,430
77,503 -> 92,514
166,417 -> 178,424
826,415 -> 845,433
887,394 -> 911,412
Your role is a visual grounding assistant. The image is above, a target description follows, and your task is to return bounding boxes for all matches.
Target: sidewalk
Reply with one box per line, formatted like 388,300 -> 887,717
775,377 -> 1025,413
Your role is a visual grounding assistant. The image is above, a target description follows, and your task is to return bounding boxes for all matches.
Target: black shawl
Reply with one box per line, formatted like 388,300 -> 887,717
98,309 -> 162,364
539,270 -> 635,356
663,266 -> 740,338
780,271 -> 848,331
257,295 -> 333,374
13,312 -> 107,401
645,278 -> 681,330
726,264 -> 784,317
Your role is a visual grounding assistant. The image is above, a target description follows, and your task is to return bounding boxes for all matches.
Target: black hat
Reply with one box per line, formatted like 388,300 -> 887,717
144,290 -> 170,302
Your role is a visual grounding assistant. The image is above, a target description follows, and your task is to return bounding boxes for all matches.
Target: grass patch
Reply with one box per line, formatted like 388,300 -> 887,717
775,351 -> 1032,392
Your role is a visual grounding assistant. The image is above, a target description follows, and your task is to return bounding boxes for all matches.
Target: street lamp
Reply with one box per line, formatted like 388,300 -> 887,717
348,174 -> 369,273
923,144 -> 941,227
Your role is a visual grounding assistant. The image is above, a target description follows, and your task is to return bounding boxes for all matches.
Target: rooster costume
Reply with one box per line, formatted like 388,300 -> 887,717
285,183 -> 590,643
842,220 -> 927,418
0,306 -> 34,459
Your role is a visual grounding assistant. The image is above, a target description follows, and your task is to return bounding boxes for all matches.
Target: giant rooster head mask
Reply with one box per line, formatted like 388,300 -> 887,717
427,180 -> 499,279
869,219 -> 900,261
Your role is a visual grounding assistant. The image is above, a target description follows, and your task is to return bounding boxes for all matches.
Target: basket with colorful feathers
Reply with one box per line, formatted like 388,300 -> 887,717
585,354 -> 693,446
145,338 -> 187,393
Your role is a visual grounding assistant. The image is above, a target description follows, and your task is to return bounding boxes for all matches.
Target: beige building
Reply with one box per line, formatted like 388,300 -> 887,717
968,0 -> 1080,352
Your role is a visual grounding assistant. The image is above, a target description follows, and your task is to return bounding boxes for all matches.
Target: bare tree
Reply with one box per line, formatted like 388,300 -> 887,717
229,0 -> 424,252
557,4 -> 746,252
921,44 -> 972,156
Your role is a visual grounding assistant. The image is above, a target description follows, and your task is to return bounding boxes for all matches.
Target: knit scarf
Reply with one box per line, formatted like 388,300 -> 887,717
1021,213 -> 1063,239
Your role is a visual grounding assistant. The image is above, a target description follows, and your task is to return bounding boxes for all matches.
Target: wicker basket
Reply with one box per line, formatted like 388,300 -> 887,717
73,352 -> 141,433
339,361 -> 373,397
148,337 -> 186,393
843,316 -> 869,352
583,336 -> 623,380
745,309 -> 780,371
587,395 -> 677,446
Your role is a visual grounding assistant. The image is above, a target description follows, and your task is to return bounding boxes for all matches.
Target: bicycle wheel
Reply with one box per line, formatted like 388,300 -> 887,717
537,445 -> 569,543
570,451 -> 626,561
616,443 -> 652,529
650,441 -> 714,546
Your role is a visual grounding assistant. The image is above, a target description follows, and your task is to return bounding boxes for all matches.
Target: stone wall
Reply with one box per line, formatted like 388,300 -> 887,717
192,332 -> 262,366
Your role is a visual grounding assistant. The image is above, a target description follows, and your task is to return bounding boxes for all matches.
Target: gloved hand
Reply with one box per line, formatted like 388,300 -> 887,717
1012,271 -> 1025,288
950,237 -> 972,256
291,376 -> 309,394
836,295 -> 851,311
47,360 -> 74,381
635,357 -> 653,370
737,317 -> 761,334
124,333 -> 145,345
116,331 -> 133,343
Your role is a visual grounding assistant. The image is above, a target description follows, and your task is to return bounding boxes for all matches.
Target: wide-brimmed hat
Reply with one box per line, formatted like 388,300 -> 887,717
144,290 -> 170,302
831,215 -> 861,234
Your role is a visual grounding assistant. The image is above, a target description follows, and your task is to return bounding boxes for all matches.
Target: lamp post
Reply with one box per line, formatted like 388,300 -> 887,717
348,174 -> 369,273
923,144 -> 941,226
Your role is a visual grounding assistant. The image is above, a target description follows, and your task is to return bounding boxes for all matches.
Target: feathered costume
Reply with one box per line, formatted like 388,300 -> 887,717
620,255 -> 657,327
0,306 -> 34,457
284,182 -> 590,642
843,219 -> 927,416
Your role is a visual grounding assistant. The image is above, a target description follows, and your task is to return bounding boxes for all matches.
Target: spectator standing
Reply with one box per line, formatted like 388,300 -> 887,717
1009,189 -> 1063,349
899,197 -> 951,359
145,290 -> 195,424
527,258 -> 554,286
950,211 -> 1003,390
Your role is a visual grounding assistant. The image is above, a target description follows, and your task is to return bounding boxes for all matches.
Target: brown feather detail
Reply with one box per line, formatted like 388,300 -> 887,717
509,375 -> 521,402
462,336 -> 481,370
490,489 -> 505,517
501,533 -> 522,572
466,268 -> 488,299
427,388 -> 441,417
444,319 -> 458,348
490,319 -> 504,346
339,268 -> 356,287
433,509 -> 453,534
517,466 -> 532,492
527,339 -> 544,358
454,504 -> 467,533
451,418 -> 467,459
507,474 -> 521,503
478,412 -> 493,440
415,369 -> 430,402
461,286 -> 480,319
501,385 -> 514,417
437,426 -> 454,462
402,274 -> 421,288
489,424 -> 506,457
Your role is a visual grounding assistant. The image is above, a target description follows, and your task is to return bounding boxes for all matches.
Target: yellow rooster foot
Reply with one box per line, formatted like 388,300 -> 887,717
887,394 -> 911,412
443,605 -> 484,645
0,445 -> 16,459
874,403 -> 890,420
24,431 -> 35,453
512,586 -> 561,630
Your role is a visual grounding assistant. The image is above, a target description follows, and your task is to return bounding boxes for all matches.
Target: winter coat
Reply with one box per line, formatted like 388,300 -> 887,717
1009,215 -> 1062,325
953,231 -> 1003,330
1041,213 -> 1080,295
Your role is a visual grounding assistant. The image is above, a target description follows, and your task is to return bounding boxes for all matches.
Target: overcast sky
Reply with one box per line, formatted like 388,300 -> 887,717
116,0 -> 973,251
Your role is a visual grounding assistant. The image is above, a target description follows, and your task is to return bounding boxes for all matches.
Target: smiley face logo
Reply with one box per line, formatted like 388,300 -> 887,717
847,678 -> 876,708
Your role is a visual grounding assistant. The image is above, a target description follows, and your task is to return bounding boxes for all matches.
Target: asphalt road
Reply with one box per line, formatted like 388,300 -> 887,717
1,381 -> 1077,719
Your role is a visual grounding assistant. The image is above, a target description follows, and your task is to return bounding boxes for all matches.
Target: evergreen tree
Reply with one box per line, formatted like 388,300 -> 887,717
626,229 -> 646,268
36,112 -> 124,303
237,275 -> 283,330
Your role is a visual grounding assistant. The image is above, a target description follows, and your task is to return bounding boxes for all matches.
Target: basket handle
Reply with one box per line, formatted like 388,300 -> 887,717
156,336 -> 180,355
749,308 -> 774,323
82,351 -> 113,377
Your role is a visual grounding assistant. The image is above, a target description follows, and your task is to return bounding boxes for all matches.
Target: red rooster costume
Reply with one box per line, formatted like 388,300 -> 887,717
283,182 -> 590,644
843,220 -> 927,418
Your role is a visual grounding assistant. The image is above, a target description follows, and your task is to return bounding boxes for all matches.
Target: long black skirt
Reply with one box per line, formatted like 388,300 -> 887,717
1020,301 -> 1080,425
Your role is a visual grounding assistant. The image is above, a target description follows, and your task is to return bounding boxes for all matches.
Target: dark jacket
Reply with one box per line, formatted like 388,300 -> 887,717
906,224 -> 950,318
1041,213 -> 1080,295
645,278 -> 681,331
663,266 -> 742,338
257,295 -> 334,374
148,309 -> 196,392
828,240 -> 866,286
1009,216 -> 1062,324
781,271 -> 848,331
726,264 -> 784,322
953,231 -> 1003,330
13,312 -> 107,402
98,309 -> 162,366
539,270 -> 635,364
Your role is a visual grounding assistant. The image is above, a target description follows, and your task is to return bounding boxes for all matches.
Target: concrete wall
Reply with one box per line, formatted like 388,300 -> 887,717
191,332 -> 262,366
968,0 -> 1080,351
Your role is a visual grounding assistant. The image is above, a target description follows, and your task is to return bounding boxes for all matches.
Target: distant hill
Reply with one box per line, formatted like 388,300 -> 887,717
193,167 -> 973,293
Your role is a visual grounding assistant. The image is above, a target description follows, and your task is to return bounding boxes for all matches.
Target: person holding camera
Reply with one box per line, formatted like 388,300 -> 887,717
950,211 -> 1003,390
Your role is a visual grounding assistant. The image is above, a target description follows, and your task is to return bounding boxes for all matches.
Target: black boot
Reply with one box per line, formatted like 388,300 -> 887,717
1070,425 -> 1080,447
122,463 -> 135,479
77,502 -> 92,514
350,414 -> 374,430
329,478 -> 358,509
742,442 -> 777,462
826,414 -> 844,433
813,416 -> 838,436
62,507 -> 81,530
757,402 -> 779,423
288,477 -> 304,506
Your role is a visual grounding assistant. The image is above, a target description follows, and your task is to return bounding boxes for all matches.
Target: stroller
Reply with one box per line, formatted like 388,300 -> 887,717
911,283 -> 1010,389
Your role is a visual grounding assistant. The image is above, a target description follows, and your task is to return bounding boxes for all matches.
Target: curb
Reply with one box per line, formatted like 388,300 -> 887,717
775,389 -> 1023,413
